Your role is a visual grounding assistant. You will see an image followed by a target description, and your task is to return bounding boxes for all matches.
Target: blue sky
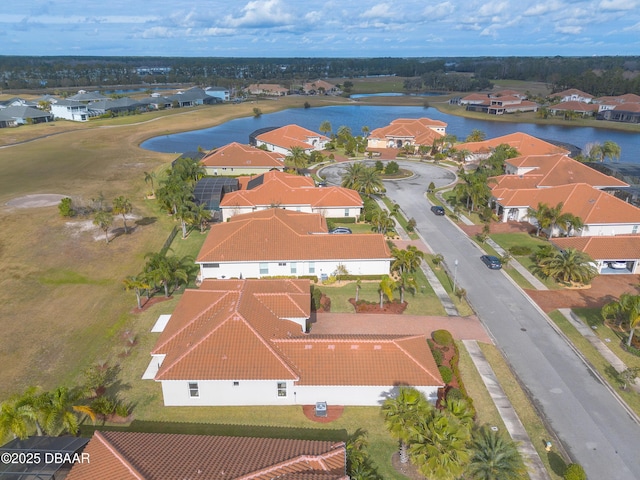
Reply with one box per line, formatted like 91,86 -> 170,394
2,0 -> 640,57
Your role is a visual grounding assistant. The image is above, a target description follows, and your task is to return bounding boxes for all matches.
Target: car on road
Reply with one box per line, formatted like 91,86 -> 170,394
480,255 -> 502,270
330,227 -> 352,234
431,205 -> 445,216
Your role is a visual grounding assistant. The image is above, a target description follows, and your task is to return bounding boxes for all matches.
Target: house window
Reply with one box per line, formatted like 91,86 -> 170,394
290,263 -> 297,274
309,262 -> 315,274
233,381 -> 239,387
278,262 -> 287,267
344,209 -> 349,217
188,382 -> 199,398
633,225 -> 638,234
259,263 -> 269,275
203,263 -> 220,268
277,382 -> 287,397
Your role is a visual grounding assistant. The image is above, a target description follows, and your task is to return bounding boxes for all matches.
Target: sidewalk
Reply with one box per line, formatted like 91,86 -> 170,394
464,340 -> 551,480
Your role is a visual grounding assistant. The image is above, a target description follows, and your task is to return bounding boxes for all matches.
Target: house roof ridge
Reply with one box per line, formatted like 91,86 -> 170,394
236,446 -> 347,479
94,431 -> 145,480
393,336 -> 444,385
252,291 -> 309,319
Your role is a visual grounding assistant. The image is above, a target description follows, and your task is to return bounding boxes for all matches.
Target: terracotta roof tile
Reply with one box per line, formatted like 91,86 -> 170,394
551,235 -> 640,260
549,101 -> 599,112
256,125 -> 329,151
67,431 -> 347,480
202,142 -> 285,168
196,210 -> 390,263
460,132 -> 568,157
368,118 -> 446,146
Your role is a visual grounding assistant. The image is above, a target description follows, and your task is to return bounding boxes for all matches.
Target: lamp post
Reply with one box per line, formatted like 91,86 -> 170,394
453,259 -> 459,293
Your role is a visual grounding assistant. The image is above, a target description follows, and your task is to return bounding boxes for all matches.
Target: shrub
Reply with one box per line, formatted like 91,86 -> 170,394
58,197 -> 76,217
432,329 -> 454,346
564,463 -> 587,480
406,218 -> 416,232
446,387 -> 463,402
509,245 -> 533,256
431,348 -> 444,366
384,161 -> 400,175
374,160 -> 384,171
311,286 -> 323,311
115,401 -> 132,418
91,396 -> 117,416
439,365 -> 453,384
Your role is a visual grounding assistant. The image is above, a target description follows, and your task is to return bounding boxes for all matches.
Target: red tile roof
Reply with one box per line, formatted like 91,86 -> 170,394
368,118 -> 446,146
551,235 -> 640,261
67,431 -> 347,480
549,101 -> 599,112
221,171 -> 362,209
554,88 -> 594,99
493,183 -> 640,225
494,154 -> 628,189
459,132 -> 568,157
256,125 -> 329,151
196,209 -> 390,263
202,142 -> 285,168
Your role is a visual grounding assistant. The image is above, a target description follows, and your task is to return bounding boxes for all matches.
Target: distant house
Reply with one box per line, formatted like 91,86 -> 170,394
548,101 -> 599,117
219,170 -> 363,221
247,83 -> 289,96
87,97 -> 147,116
553,88 -> 594,103
367,117 -> 447,150
491,183 -> 640,236
0,105 -> 53,127
463,90 -> 538,115
167,87 -> 218,107
67,430 -> 348,480
597,103 -> 640,124
145,279 -> 443,407
255,124 -> 329,155
204,86 -> 230,102
196,209 -> 391,280
201,142 -> 285,176
67,91 -> 109,102
458,132 -> 568,162
50,100 -> 89,122
302,79 -> 338,95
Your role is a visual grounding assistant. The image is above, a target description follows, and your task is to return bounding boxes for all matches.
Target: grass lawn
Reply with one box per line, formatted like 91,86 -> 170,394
424,255 -> 474,317
381,196 -> 419,240
479,343 -> 569,480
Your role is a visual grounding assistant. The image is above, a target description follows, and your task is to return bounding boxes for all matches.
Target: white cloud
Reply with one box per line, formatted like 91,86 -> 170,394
555,25 -> 583,34
599,0 -> 639,11
422,2 -> 456,20
524,1 -> 563,16
224,0 -> 294,28
478,1 -> 509,17
361,3 -> 394,19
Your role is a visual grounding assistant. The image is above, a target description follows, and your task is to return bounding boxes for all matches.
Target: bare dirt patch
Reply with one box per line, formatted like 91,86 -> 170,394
5,193 -> 67,209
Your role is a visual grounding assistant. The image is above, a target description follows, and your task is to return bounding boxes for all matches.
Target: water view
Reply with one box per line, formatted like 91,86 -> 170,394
141,105 -> 640,164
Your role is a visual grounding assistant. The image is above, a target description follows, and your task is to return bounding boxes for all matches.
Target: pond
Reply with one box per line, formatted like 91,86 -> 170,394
141,105 -> 640,164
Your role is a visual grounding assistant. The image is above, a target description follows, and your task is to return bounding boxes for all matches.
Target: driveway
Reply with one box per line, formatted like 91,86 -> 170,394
324,160 -> 640,479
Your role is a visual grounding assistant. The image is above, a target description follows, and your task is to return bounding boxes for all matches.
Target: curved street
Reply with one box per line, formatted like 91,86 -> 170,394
320,160 -> 640,480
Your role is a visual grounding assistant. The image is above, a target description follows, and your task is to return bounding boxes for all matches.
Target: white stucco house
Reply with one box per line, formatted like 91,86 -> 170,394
50,100 -> 89,122
196,209 -> 390,280
145,279 -> 443,406
200,142 -> 285,176
367,117 -> 447,150
255,124 -> 329,155
219,170 -> 363,221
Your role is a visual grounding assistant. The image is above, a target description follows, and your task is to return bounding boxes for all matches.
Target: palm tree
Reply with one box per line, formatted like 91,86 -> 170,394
529,202 -> 580,237
466,129 -> 486,142
408,412 -> 471,480
528,203 -> 553,236
381,387 -> 434,464
602,140 -> 621,162
378,275 -> 396,308
144,171 -> 157,196
602,293 -> 640,347
536,248 -> 597,285
93,210 -> 113,244
341,162 -> 365,190
191,202 -> 212,233
319,120 -> 332,137
355,278 -> 362,302
166,254 -> 193,292
144,252 -> 173,297
371,210 -> 394,235
361,125 -> 370,137
354,166 -> 384,197
38,386 -> 95,436
175,199 -> 197,239
467,426 -> 526,480
112,196 -> 133,234
391,246 -> 424,276
123,274 -> 150,309
0,390 -> 40,440
285,146 -> 309,170
396,271 -> 418,303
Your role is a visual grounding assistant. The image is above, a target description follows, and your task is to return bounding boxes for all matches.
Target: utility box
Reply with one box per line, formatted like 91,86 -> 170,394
315,401 -> 327,417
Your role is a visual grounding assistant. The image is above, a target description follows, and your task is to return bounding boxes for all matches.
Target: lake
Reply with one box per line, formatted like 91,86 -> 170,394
141,105 -> 640,163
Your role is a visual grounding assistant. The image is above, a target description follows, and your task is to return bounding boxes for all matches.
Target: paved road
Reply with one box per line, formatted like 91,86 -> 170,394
322,161 -> 640,479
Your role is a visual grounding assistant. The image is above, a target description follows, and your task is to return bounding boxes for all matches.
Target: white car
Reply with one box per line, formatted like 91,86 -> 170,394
609,261 -> 628,269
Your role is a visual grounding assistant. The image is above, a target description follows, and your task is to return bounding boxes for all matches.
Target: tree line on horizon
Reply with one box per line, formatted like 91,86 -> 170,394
1,55 -> 639,96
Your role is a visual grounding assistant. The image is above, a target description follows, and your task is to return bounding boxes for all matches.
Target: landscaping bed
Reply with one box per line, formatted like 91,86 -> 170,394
348,298 -> 407,314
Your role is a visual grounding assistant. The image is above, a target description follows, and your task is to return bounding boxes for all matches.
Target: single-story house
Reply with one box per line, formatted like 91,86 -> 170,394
67,430 -> 348,480
196,209 -> 391,280
201,142 -> 285,176
367,117 -> 447,150
302,79 -> 339,94
219,170 -> 363,221
551,235 -> 640,274
167,88 -> 218,107
0,105 -> 53,126
548,101 -> 599,117
255,124 -> 329,155
87,97 -> 147,116
597,103 -> 640,124
145,279 -> 443,406
490,153 -> 629,190
491,183 -> 640,236
553,88 -> 594,103
458,132 -> 569,162
247,83 -> 290,96
50,100 -> 89,121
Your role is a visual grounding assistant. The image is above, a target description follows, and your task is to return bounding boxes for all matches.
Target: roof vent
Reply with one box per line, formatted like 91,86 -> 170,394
351,345 -> 359,350
328,345 -> 335,350
305,344 -> 312,349
374,345 -> 382,350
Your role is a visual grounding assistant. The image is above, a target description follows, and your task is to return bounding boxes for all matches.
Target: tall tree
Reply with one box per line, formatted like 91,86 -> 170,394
341,162 -> 365,190
93,210 -> 113,244
467,426 -> 526,480
602,293 -> 640,347
602,140 -> 621,163
319,120 -> 332,137
535,247 -> 597,285
123,274 -> 150,309
285,146 -> 309,170
144,171 -> 157,196
112,196 -> 133,234
38,386 -> 95,436
465,129 -> 486,142
354,166 -> 385,197
378,275 -> 397,308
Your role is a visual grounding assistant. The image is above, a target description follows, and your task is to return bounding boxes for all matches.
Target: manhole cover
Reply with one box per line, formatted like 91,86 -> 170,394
521,328 -> 527,331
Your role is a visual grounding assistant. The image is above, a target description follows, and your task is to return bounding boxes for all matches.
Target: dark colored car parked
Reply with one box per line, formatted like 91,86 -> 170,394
431,205 -> 445,216
480,255 -> 502,270
330,227 -> 352,234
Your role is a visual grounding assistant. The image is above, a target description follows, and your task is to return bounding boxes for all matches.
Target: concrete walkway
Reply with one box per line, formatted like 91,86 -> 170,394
464,340 -> 551,480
